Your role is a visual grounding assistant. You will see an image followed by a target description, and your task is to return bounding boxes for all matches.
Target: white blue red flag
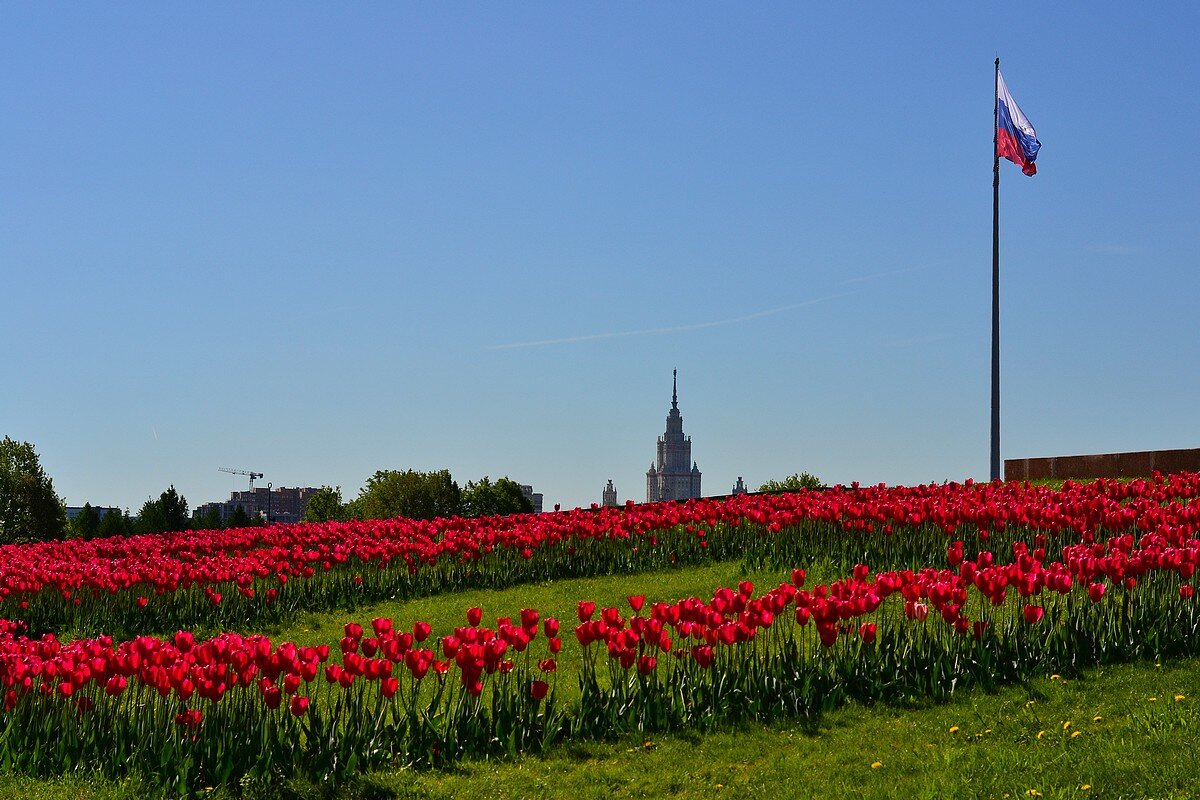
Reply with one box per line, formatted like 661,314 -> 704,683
996,70 -> 1040,176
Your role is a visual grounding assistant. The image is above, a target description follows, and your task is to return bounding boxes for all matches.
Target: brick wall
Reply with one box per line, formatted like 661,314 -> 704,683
1004,448 -> 1200,481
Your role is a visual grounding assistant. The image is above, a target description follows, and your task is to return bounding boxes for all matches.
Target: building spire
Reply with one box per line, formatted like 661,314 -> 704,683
672,368 -> 678,410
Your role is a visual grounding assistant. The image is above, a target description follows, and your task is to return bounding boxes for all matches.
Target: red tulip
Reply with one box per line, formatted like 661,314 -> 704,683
530,680 -> 549,701
174,709 -> 202,728
1022,605 -> 1045,624
289,695 -> 310,717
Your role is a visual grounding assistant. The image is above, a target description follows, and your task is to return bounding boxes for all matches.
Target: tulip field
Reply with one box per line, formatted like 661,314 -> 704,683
1,475 -> 1198,796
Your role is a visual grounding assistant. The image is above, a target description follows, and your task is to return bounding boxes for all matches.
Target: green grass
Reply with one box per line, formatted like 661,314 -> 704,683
373,659 -> 1200,800
5,559 -> 1197,799
262,559 -> 809,704
0,658 -> 1193,799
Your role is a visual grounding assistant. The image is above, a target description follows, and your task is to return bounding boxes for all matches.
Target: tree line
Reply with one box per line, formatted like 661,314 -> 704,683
1,437 -> 533,543
3,435 -> 823,544
298,471 -> 533,524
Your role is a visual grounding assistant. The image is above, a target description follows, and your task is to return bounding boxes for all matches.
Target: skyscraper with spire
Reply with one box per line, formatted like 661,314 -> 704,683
646,369 -> 702,502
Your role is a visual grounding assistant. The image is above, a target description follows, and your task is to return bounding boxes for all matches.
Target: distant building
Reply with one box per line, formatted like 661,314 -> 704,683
602,480 -> 618,507
519,484 -> 544,514
731,477 -> 748,495
646,370 -> 702,502
194,486 -> 320,525
66,505 -> 122,521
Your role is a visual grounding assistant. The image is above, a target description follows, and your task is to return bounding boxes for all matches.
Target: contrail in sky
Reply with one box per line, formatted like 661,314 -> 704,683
487,264 -> 927,351
487,292 -> 855,351
836,264 -> 928,286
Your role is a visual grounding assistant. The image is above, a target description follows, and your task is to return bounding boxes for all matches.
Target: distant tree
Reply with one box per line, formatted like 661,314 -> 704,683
758,472 -> 826,492
303,486 -> 347,523
97,508 -> 131,538
191,506 -> 224,530
0,436 -> 67,542
351,469 -> 461,521
461,476 -> 534,518
226,504 -> 254,528
135,485 -> 190,534
70,503 -> 101,539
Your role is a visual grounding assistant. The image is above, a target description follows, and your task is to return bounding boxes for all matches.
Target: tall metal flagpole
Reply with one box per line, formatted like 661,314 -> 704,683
990,57 -> 1002,481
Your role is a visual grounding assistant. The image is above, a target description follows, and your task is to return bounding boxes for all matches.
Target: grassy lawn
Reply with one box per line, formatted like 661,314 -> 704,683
263,558 -> 806,704
372,659 -> 1200,800
0,658 -> 1193,799
0,558 -> 1195,799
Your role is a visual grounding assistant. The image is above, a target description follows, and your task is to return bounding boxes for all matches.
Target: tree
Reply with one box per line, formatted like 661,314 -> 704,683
135,486 -> 190,534
70,502 -> 101,539
226,504 -> 254,528
97,508 -> 131,538
0,436 -> 67,542
461,476 -> 534,518
191,506 -> 223,531
351,470 -> 461,521
303,486 -> 347,523
758,472 -> 826,492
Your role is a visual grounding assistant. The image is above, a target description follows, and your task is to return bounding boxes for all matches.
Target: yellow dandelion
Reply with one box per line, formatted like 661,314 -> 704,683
1050,674 -> 1061,681
1175,694 -> 1186,702
1081,785 -> 1091,791
1071,731 -> 1081,738
871,761 -> 883,769
1149,697 -> 1158,702
949,726 -> 959,733
1026,790 -> 1043,797
1025,700 -> 1036,708
1036,730 -> 1047,739
1062,721 -> 1071,730
985,728 -> 993,734
1093,715 -> 1102,722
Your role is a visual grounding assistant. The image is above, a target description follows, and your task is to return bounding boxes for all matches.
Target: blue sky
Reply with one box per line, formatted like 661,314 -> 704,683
3,3 -> 1198,514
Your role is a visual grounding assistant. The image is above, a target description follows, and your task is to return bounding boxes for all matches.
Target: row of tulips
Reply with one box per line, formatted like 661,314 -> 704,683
7,473 -> 1200,636
0,526 -> 1196,793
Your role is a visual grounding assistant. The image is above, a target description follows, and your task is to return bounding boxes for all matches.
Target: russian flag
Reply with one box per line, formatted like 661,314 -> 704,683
996,70 -> 1041,176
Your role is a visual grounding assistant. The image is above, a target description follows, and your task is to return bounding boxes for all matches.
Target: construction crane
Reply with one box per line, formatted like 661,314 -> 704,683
219,467 -> 264,491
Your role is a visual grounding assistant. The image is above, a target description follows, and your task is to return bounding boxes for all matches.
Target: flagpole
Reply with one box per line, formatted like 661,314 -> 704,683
990,57 -> 1002,482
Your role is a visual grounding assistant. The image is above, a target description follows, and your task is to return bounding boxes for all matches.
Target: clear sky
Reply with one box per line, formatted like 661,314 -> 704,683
4,3 -> 1198,514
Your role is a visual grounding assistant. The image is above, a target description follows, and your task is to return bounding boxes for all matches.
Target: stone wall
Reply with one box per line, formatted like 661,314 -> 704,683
1004,448 -> 1200,481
